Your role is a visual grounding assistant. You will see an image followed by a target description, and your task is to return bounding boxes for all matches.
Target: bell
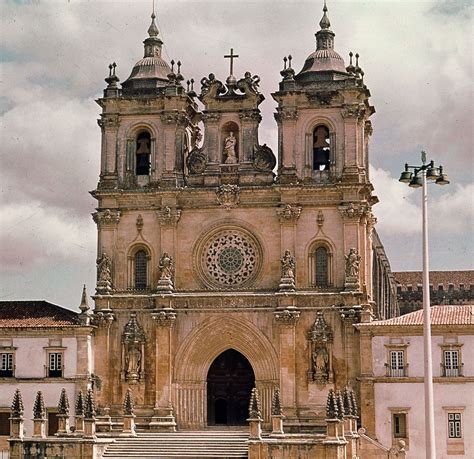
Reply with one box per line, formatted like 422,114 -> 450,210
409,174 -> 422,188
399,170 -> 412,183
426,162 -> 439,180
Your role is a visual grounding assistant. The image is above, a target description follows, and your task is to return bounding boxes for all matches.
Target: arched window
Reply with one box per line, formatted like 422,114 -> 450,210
134,250 -> 148,289
315,247 -> 329,287
136,131 -> 151,175
309,243 -> 333,288
312,125 -> 330,171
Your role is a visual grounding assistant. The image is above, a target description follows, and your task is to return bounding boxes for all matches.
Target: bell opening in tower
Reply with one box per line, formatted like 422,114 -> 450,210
136,131 -> 151,175
313,125 -> 331,171
206,349 -> 255,426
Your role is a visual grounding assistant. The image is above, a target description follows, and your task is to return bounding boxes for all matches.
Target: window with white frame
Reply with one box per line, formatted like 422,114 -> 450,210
443,350 -> 461,377
0,352 -> 14,377
48,352 -> 63,378
448,413 -> 462,439
388,350 -> 406,377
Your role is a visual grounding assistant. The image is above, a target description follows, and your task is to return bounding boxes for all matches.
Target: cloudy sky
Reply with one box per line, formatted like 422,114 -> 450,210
1,0 -> 472,310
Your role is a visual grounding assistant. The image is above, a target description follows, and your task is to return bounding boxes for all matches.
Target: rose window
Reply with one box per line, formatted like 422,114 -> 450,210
197,228 -> 262,289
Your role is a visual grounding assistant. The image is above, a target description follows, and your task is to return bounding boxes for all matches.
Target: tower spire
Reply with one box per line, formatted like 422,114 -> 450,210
315,0 -> 335,51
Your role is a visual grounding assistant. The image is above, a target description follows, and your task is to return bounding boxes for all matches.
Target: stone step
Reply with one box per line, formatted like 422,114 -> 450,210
102,431 -> 249,458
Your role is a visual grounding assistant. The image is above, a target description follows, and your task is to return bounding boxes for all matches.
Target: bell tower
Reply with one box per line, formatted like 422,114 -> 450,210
272,1 -> 374,185
96,13 -> 199,191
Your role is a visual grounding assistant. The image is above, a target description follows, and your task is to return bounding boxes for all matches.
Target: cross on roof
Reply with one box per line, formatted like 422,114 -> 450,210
224,48 -> 239,76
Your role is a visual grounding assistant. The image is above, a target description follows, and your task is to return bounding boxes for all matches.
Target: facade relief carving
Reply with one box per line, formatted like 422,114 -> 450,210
308,311 -> 334,385
121,313 -> 146,383
151,308 -> 177,328
274,308 -> 300,325
186,148 -> 207,174
216,184 -> 240,209
276,204 -> 302,223
97,115 -> 120,130
341,104 -> 365,119
274,107 -> 298,122
136,214 -> 144,233
156,206 -> 181,226
279,250 -> 296,292
253,144 -> 276,172
344,248 -> 361,291
338,202 -> 368,221
93,310 -> 115,328
96,252 -> 113,294
92,209 -> 121,228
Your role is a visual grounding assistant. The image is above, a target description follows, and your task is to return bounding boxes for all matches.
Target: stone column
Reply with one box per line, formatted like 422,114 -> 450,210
98,114 -> 120,177
150,308 -> 177,431
359,328 -> 376,436
275,107 -> 298,181
274,307 -> 300,418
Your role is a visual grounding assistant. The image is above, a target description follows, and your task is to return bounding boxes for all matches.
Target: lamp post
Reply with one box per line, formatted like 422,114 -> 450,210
399,151 -> 449,459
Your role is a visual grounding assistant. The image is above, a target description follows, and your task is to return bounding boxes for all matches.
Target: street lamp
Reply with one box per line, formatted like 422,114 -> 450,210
398,151 -> 449,459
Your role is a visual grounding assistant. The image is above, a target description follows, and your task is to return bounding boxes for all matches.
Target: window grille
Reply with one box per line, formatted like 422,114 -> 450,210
388,350 -> 406,377
134,250 -> 148,289
0,353 -> 13,377
48,352 -> 63,378
443,350 -> 460,377
315,247 -> 328,287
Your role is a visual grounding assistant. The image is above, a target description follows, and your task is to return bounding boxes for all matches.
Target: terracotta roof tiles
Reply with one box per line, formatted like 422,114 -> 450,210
358,305 -> 474,327
0,301 -> 80,328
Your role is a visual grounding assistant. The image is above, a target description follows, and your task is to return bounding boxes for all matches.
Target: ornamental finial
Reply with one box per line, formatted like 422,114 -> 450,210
319,0 -> 331,30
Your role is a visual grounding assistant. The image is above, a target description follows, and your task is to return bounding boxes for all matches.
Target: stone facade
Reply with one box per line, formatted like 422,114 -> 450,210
88,4 -> 401,439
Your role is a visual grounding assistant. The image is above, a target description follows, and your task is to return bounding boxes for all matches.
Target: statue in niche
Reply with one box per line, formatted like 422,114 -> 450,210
312,346 -> 329,380
125,343 -> 141,379
223,131 -> 238,164
280,250 -> 296,280
159,252 -> 174,280
308,311 -> 333,384
345,248 -> 361,278
122,313 -> 146,383
97,253 -> 112,284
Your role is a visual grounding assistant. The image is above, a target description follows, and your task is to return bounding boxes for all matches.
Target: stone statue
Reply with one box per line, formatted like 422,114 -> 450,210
223,131 -> 237,164
280,250 -> 296,280
312,346 -> 329,379
345,248 -> 361,278
159,252 -> 174,280
125,343 -> 141,379
97,253 -> 112,284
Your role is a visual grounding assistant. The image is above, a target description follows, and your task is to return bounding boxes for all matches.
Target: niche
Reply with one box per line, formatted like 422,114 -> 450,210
221,121 -> 239,164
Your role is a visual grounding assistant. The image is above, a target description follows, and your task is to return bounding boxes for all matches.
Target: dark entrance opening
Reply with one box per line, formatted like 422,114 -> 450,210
207,349 -> 255,426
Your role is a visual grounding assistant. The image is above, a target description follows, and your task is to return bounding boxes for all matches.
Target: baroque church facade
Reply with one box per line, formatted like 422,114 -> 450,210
91,3 -> 397,433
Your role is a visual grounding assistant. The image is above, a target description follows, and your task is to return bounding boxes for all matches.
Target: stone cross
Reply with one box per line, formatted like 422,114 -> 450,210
224,48 -> 239,76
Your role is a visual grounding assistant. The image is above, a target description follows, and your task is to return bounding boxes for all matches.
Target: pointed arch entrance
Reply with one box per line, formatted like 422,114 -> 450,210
207,349 -> 255,426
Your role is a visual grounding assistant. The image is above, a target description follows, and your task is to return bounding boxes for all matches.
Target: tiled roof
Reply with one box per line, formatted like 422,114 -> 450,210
358,305 -> 474,327
0,301 -> 80,328
393,271 -> 474,289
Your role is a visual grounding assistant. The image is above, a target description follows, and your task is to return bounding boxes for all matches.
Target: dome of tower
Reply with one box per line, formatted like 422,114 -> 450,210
121,13 -> 172,93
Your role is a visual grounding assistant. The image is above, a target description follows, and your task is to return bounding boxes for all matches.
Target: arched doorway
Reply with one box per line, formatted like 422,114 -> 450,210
207,349 -> 255,426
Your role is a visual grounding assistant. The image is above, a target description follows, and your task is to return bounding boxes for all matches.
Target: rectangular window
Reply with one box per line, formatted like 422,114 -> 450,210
0,352 -> 14,377
393,413 -> 407,438
448,413 -> 462,439
444,350 -> 460,377
0,412 -> 10,435
389,350 -> 405,377
48,352 -> 63,378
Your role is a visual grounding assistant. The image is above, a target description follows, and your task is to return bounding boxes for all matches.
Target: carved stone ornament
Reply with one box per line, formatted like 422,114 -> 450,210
93,310 -> 115,328
160,112 -> 188,126
92,209 -> 121,228
157,252 -> 174,293
96,252 -> 113,294
338,202 -> 368,221
136,214 -> 144,233
274,107 -> 298,122
274,308 -> 300,325
364,120 -> 373,136
341,104 -> 365,119
317,210 -> 325,228
97,115 -> 120,129
253,144 -> 276,172
156,206 -> 181,226
122,313 -> 146,383
186,148 -> 207,174
151,308 -> 177,327
344,248 -> 361,291
279,250 -> 296,292
239,110 -> 262,122
308,91 -> 337,106
308,311 -> 333,385
200,73 -> 226,99
216,184 -> 240,209
276,204 -> 302,223
236,72 -> 261,96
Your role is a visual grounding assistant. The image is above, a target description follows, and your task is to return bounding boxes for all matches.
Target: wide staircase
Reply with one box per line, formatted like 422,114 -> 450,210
102,431 -> 249,458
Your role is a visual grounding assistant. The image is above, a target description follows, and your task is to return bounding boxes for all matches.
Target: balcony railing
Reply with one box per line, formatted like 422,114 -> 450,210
385,363 -> 409,377
441,363 -> 464,377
